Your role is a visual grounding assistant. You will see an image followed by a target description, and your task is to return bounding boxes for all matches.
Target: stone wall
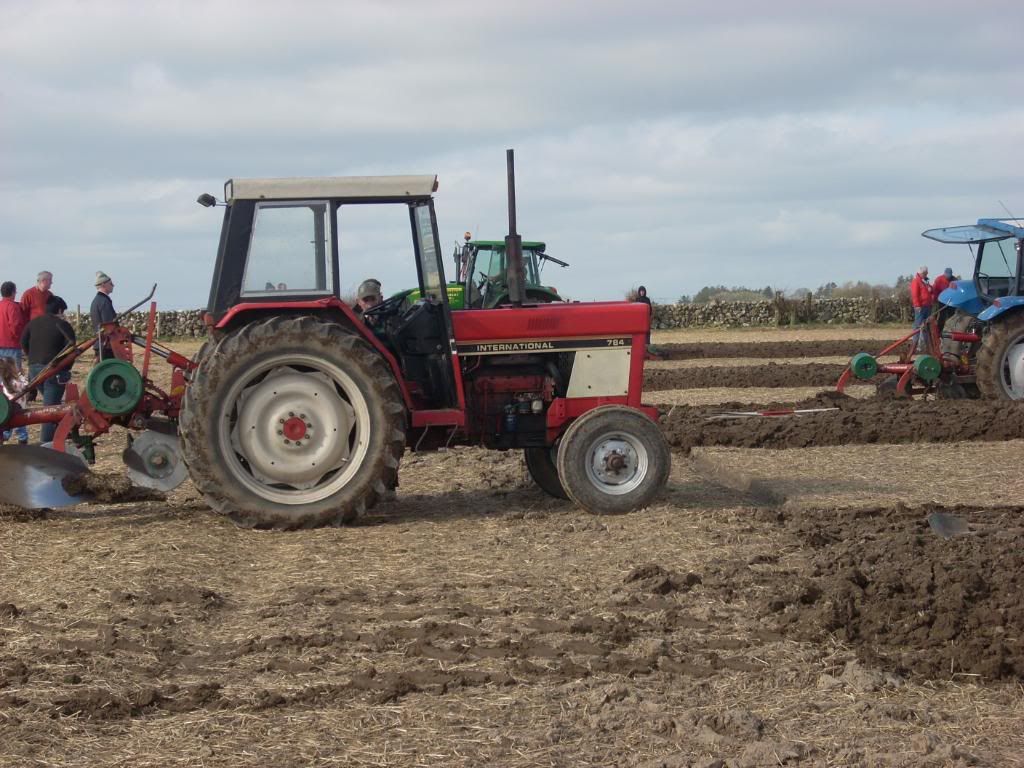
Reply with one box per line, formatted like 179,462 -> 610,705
67,310 -> 207,339
651,295 -> 913,329
63,295 -> 913,339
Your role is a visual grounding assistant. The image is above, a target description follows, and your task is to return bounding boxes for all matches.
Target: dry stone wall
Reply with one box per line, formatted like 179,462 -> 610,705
651,296 -> 913,329
67,309 -> 207,339
64,296 -> 912,338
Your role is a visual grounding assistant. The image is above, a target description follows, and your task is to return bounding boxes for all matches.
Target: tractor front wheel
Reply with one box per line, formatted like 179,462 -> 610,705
976,312 -> 1024,400
179,316 -> 406,529
524,446 -> 568,499
556,406 -> 670,515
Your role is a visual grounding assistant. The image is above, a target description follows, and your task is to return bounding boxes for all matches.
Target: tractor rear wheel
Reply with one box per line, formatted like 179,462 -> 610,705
524,446 -> 568,499
556,405 -> 670,515
976,312 -> 1024,400
179,316 -> 406,529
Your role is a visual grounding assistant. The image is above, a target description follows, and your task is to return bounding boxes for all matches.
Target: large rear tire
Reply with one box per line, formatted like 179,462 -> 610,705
179,316 -> 406,529
556,406 -> 670,515
975,312 -> 1024,400
524,446 -> 568,499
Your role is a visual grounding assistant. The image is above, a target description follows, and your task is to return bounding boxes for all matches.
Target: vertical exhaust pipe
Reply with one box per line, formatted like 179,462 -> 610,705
505,149 -> 526,306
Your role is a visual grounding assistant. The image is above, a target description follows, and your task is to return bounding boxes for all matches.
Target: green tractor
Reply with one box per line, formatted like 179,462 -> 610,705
403,233 -> 568,309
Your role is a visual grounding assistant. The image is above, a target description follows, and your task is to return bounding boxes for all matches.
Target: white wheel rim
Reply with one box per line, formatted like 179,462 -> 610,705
1000,335 -> 1024,399
584,430 -> 648,496
218,353 -> 371,505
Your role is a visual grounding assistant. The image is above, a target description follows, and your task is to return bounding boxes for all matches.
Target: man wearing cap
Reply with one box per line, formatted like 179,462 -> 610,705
355,279 -> 383,315
932,267 -> 954,299
90,271 -> 116,356
20,271 -> 53,321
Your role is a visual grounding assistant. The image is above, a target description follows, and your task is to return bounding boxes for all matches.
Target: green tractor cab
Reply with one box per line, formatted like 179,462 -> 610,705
401,235 -> 568,309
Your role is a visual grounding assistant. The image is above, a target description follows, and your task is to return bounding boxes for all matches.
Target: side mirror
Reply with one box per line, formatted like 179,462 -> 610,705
196,193 -> 218,208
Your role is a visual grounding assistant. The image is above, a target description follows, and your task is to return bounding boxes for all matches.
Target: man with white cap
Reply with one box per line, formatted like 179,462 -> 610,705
90,271 -> 116,356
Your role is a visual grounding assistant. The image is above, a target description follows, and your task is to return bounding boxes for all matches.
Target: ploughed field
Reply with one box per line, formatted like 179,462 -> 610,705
2,329 -> 1023,768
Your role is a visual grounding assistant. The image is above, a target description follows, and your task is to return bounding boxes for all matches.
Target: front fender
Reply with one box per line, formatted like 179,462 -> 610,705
978,296 -> 1024,322
939,280 -> 985,316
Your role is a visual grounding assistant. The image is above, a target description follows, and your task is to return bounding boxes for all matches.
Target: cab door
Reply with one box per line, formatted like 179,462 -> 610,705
402,202 -> 462,409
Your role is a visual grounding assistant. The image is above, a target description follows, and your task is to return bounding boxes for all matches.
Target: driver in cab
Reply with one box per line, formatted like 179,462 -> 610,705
355,279 -> 383,323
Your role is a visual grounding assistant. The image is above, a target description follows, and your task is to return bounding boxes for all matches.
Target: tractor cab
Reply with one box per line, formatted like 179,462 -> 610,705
203,175 -> 458,409
922,218 -> 1024,316
456,237 -> 568,308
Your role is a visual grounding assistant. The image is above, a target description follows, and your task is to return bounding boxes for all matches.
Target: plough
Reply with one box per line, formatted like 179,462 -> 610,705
836,312 -> 980,398
0,285 -> 197,507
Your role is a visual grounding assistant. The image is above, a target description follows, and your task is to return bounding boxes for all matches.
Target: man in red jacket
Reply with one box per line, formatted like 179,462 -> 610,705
20,271 -> 53,321
910,266 -> 933,327
0,280 -> 28,443
910,266 -> 934,352
931,267 -> 954,299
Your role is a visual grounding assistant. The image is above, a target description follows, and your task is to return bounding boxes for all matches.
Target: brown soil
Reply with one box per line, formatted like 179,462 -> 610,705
662,394 -> 1024,451
777,503 -> 1024,680
656,339 -> 894,360
645,363 -> 846,391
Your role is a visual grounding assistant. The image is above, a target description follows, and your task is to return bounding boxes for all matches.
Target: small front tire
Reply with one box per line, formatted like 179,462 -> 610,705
556,406 -> 670,515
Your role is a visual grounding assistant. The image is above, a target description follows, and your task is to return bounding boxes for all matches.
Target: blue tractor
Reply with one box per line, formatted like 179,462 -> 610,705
922,218 -> 1024,399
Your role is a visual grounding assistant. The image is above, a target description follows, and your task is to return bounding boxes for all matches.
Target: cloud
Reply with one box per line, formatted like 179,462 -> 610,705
0,1 -> 1022,308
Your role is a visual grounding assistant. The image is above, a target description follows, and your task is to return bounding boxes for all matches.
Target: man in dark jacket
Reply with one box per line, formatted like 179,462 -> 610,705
635,285 -> 653,345
90,271 -> 115,358
21,295 -> 76,443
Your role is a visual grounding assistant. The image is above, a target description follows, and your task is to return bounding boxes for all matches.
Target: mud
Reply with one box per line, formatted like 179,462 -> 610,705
662,393 -> 1024,451
62,471 -> 164,504
645,363 -> 845,391
655,338 -> 891,360
779,504 -> 1024,680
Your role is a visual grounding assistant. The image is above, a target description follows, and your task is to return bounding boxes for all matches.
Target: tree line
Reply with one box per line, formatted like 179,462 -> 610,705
676,276 -> 916,304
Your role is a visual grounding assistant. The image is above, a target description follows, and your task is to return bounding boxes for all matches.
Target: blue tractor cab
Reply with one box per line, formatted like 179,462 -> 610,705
922,218 -> 1024,398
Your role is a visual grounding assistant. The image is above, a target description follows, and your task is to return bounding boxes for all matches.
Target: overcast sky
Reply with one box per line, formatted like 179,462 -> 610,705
2,0 -> 1022,309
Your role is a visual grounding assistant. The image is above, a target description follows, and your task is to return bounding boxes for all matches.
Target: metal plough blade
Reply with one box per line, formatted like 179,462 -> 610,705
0,445 -> 91,509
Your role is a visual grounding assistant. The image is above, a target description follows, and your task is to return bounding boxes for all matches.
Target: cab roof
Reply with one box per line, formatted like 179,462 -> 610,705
225,175 -> 439,203
922,218 -> 1024,244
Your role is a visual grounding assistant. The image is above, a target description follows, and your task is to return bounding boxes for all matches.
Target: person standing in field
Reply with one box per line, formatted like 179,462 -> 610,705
21,295 -> 76,444
90,271 -> 116,358
932,267 -> 954,298
0,281 -> 28,444
910,266 -> 933,327
910,265 -> 934,351
634,285 -> 653,345
20,271 -> 53,321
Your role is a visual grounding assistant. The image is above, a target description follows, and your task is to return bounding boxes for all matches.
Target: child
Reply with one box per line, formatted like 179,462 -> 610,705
0,356 -> 29,444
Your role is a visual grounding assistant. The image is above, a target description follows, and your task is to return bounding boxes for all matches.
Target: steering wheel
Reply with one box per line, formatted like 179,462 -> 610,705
362,293 -> 407,319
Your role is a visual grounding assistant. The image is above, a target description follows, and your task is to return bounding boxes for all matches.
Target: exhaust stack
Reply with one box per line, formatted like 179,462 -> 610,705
504,149 -> 526,306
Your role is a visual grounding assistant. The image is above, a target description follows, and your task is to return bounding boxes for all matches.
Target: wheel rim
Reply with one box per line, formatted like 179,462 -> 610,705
217,353 -> 371,504
998,334 -> 1024,398
584,431 -> 649,496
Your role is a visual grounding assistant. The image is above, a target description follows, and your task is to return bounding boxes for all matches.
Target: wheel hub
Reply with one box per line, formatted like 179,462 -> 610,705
282,416 -> 309,442
586,433 -> 648,495
230,368 -> 355,490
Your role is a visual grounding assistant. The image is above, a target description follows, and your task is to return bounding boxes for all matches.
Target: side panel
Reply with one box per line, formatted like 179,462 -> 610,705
566,348 -> 631,398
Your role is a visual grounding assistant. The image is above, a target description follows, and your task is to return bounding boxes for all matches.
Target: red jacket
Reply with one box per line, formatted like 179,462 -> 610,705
20,286 -> 51,321
931,274 -> 951,299
910,274 -> 933,308
0,297 -> 26,348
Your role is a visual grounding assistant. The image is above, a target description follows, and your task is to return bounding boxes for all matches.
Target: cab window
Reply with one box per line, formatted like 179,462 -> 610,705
242,201 -> 331,295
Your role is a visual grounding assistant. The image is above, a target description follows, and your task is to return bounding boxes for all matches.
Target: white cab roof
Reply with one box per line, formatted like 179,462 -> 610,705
225,175 -> 438,203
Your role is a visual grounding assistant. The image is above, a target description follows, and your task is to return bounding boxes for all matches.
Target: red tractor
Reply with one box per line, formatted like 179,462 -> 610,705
1,152 -> 670,527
